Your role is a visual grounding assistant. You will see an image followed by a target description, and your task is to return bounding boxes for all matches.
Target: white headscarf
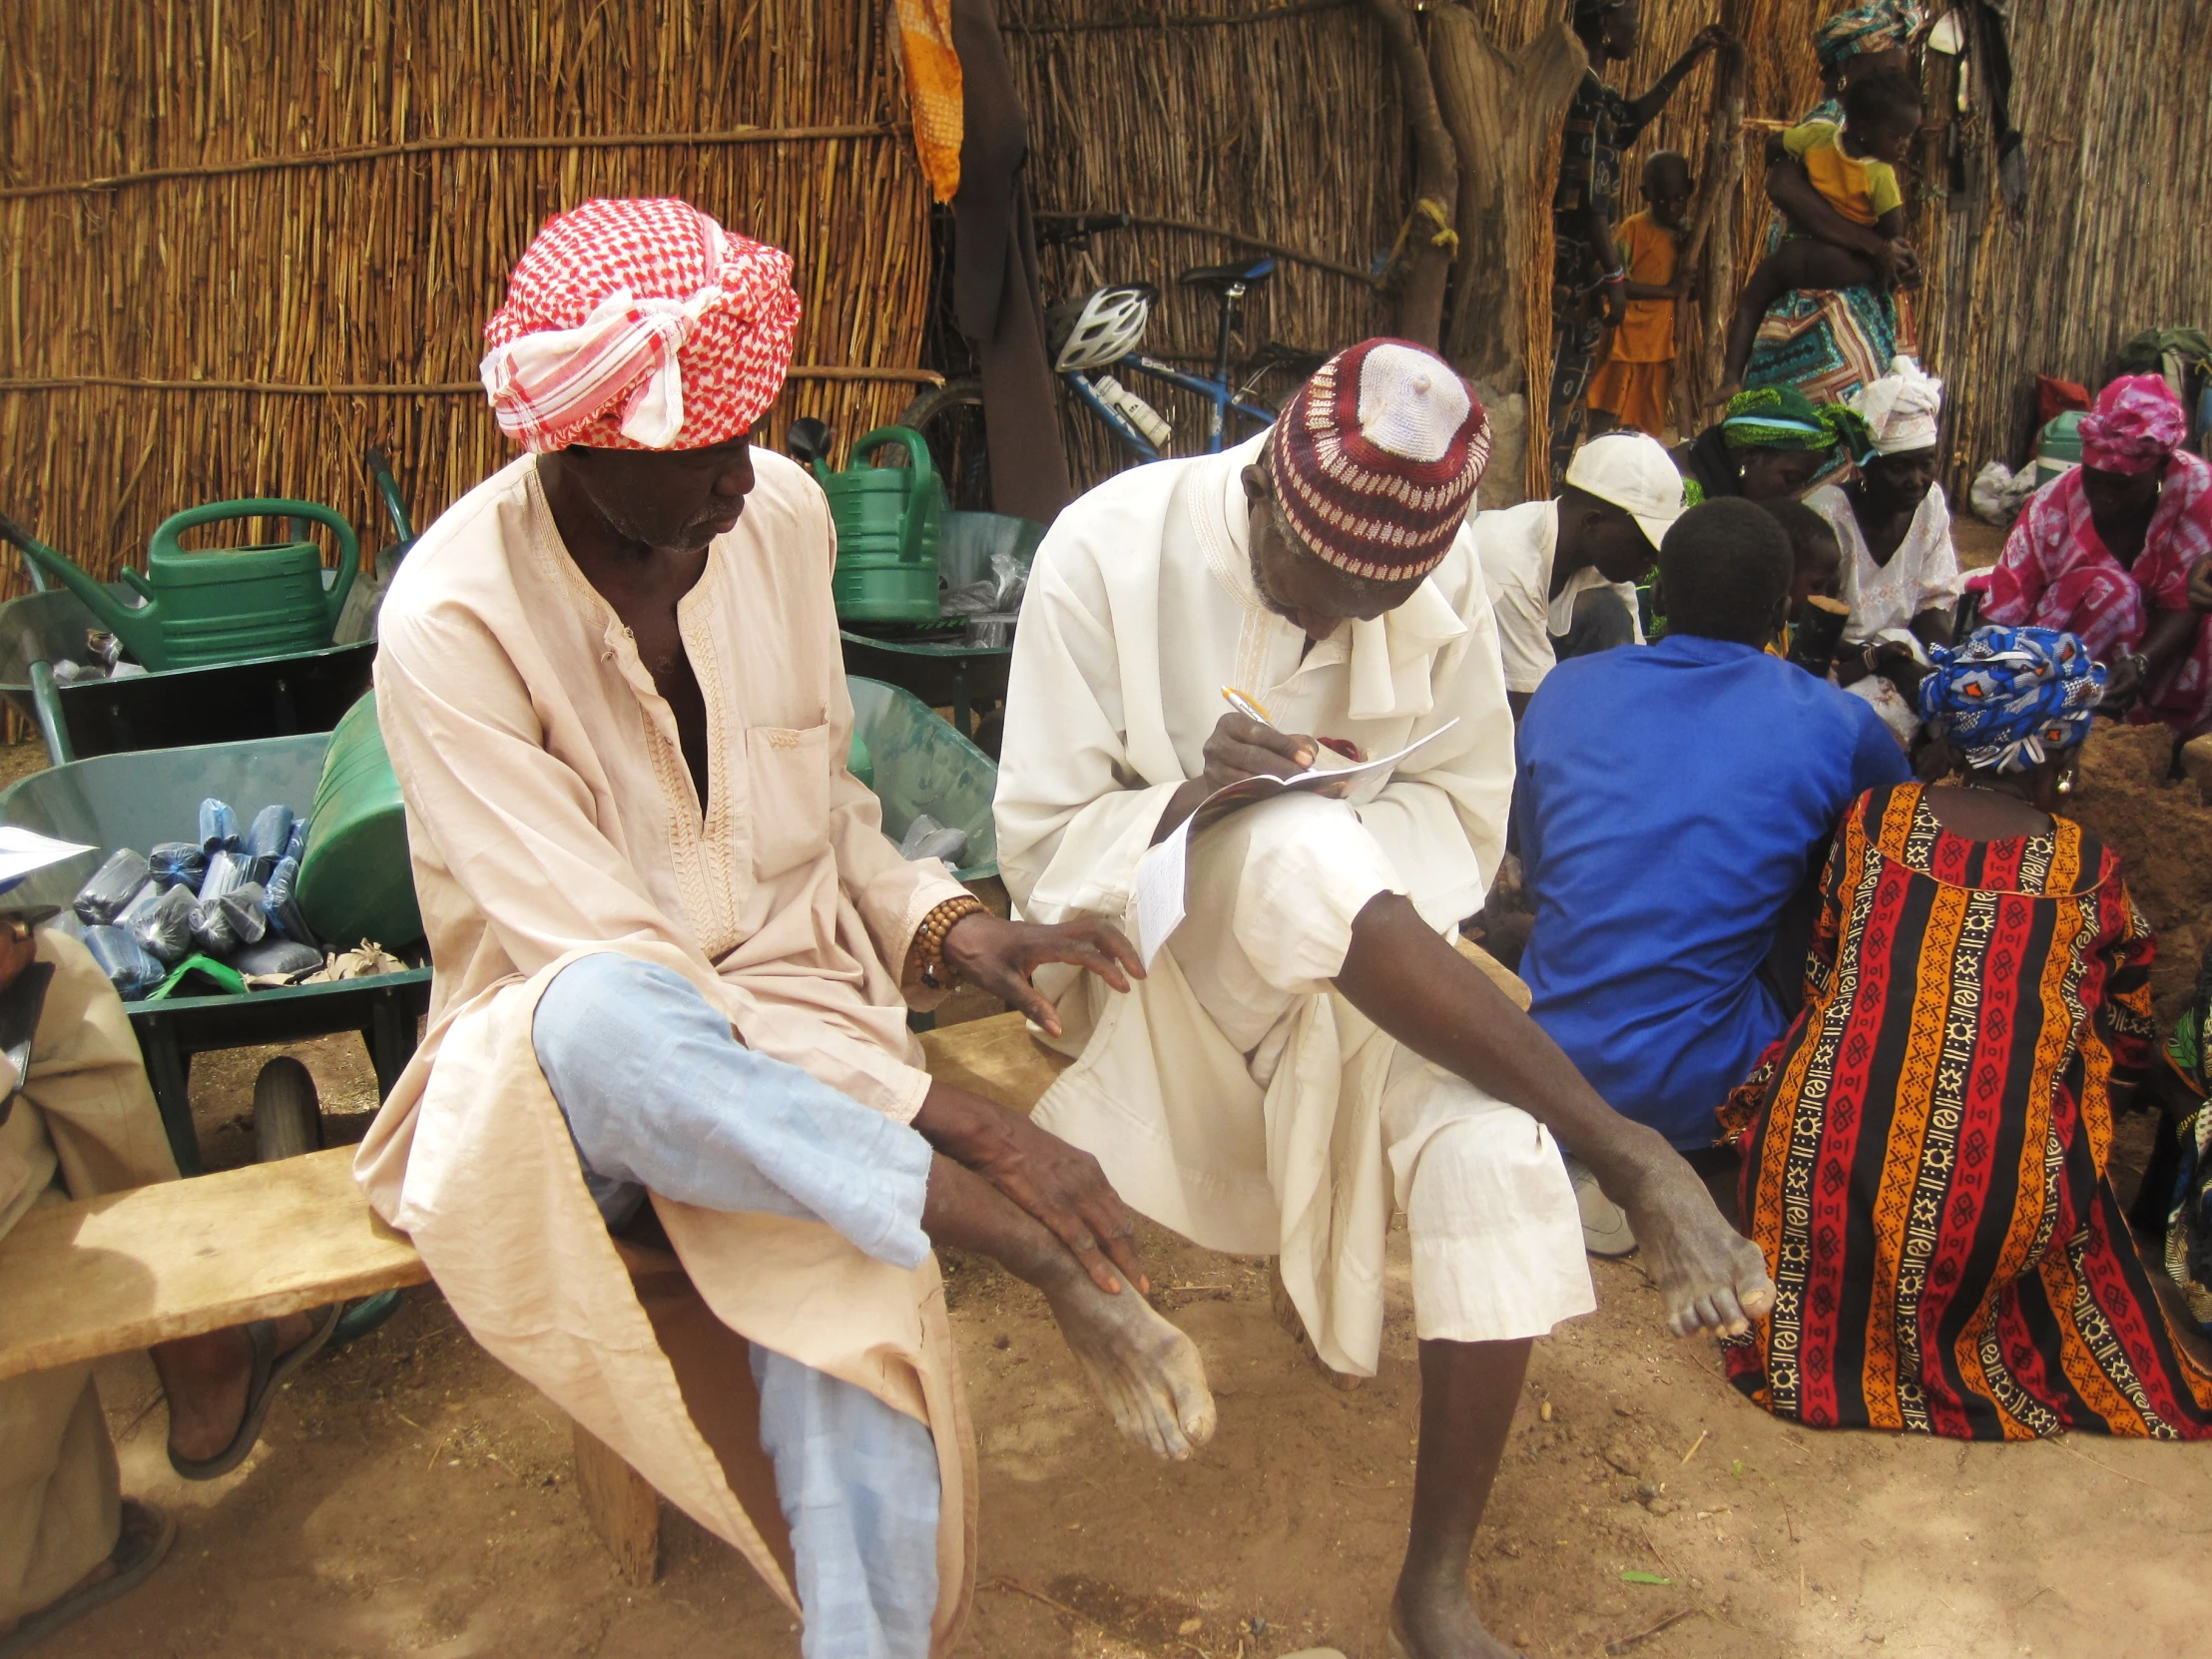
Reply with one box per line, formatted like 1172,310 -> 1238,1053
1848,355 -> 1943,456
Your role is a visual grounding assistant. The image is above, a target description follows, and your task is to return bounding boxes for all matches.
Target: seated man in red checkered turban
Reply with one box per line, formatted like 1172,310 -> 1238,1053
995,337 -> 1776,1659
354,197 -> 1211,1659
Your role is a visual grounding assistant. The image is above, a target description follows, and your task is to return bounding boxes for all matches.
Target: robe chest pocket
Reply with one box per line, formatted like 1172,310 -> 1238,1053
744,721 -> 833,877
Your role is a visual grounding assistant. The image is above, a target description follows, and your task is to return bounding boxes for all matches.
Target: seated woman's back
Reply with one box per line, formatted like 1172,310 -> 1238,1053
1722,627 -> 2212,1440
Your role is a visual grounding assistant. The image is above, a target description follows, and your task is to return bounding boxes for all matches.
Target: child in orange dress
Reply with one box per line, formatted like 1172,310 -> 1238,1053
1587,152 -> 1693,440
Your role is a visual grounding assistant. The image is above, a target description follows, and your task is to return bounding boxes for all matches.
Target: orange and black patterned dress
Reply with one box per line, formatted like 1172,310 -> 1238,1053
1719,783 -> 2212,1439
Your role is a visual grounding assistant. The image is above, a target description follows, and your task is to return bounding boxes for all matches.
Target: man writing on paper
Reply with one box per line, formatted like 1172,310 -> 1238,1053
354,199 -> 1212,1659
995,338 -> 1775,1659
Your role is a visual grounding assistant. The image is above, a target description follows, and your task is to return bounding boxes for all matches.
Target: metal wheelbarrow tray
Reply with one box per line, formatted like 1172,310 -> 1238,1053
0,732 -> 429,1178
0,584 -> 376,764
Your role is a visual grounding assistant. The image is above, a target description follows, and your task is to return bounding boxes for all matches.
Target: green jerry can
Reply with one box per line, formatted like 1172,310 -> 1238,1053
2035,410 -> 2086,490
295,689 -> 423,949
818,427 -> 944,624
4,499 -> 358,673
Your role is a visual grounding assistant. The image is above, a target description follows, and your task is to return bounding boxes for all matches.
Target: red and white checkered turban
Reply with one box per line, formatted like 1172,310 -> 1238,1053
480,198 -> 802,453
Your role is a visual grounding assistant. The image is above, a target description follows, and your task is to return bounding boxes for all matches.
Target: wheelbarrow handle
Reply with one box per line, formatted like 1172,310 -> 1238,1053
0,512 -> 52,594
364,448 -> 414,543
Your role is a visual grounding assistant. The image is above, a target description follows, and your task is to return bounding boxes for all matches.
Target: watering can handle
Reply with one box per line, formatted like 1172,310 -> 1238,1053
848,427 -> 940,566
146,498 -> 360,626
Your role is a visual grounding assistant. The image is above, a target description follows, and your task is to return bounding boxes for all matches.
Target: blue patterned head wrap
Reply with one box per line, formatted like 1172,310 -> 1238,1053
1916,626 -> 2104,774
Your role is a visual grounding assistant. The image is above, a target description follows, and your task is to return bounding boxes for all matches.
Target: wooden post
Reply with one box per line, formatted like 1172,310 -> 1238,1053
1366,0 -> 1457,350
572,1418 -> 660,1588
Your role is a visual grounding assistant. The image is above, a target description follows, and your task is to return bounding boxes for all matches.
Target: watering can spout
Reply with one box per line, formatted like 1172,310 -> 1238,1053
0,517 -> 157,658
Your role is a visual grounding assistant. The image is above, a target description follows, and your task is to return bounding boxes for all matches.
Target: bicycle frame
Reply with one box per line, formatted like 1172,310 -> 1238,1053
1064,355 -> 1279,464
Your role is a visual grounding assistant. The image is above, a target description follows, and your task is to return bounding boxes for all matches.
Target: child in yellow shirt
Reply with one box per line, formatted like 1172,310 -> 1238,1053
1587,151 -> 1693,439
1716,67 -> 1924,399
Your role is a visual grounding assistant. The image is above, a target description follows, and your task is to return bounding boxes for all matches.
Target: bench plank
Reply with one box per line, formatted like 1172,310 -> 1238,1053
918,1012 -> 1068,1114
0,1145 -> 426,1382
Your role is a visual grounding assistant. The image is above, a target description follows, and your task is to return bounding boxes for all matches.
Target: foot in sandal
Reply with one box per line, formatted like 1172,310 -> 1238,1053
0,1499 -> 175,1658
153,1303 -> 343,1478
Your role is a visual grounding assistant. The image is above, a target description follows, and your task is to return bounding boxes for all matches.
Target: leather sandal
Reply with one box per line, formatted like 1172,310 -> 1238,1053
0,1499 -> 175,1657
169,1303 -> 342,1481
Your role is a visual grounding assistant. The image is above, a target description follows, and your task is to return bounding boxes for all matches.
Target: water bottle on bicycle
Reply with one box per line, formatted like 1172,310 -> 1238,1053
898,214 -> 1325,509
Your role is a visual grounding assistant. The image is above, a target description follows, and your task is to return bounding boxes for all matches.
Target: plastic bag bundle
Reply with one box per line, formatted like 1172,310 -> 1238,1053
262,855 -> 315,945
244,806 -> 295,881
281,818 -> 307,864
199,799 -> 242,852
73,849 -> 151,925
190,851 -> 249,954
232,937 -> 322,979
82,924 -> 165,999
895,814 -> 969,868
131,883 -> 195,964
218,882 -> 271,946
113,879 -> 163,934
148,841 -> 209,891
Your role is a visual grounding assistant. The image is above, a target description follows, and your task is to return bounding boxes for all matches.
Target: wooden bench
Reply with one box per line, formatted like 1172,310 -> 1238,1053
0,947 -> 1520,1580
0,1012 -> 1066,1584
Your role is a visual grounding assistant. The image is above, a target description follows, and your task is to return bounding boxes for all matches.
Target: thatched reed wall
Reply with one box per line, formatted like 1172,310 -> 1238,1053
0,2 -> 931,592
1005,0 -> 2212,502
1000,0 -> 1401,492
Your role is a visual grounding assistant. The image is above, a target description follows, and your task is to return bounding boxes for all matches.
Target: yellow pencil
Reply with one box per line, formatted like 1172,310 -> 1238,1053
1221,686 -> 1273,726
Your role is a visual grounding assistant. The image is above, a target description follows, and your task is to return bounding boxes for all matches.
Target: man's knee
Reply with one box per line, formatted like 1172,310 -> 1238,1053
532,953 -> 708,1086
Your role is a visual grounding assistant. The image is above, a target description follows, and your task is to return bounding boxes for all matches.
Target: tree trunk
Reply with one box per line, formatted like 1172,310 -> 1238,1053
1673,3 -> 1749,424
1366,0 -> 1457,350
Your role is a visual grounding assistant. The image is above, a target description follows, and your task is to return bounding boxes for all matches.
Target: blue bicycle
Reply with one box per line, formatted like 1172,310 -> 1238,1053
897,214 -> 1325,510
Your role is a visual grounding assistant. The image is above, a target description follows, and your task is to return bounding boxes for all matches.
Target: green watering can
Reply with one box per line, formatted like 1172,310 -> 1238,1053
5,498 -> 358,673
815,426 -> 944,624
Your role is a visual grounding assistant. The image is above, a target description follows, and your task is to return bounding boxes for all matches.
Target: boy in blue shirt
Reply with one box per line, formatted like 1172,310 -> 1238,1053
1516,497 -> 1909,1251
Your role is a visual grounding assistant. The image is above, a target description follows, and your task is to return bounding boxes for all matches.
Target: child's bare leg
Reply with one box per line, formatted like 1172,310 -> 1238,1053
1719,240 -> 1889,397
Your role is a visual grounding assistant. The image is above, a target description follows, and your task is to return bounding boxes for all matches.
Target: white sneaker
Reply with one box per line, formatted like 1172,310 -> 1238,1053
1565,1154 -> 1638,1257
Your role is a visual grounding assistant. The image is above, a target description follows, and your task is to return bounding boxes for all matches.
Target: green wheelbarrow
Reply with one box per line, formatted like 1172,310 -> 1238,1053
0,449 -> 418,764
0,729 -> 428,1345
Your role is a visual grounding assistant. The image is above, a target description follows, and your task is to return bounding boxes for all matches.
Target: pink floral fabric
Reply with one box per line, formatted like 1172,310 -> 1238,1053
1980,451 -> 2212,733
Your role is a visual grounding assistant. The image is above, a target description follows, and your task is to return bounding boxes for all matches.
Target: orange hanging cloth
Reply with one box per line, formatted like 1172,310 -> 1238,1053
892,0 -> 964,204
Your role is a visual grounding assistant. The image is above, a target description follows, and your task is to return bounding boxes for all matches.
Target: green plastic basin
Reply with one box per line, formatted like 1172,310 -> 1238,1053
296,690 -> 423,949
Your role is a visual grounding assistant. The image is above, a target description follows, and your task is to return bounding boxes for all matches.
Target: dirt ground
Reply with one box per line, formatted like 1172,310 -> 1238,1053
15,694 -> 2212,1659
28,1026 -> 2208,1659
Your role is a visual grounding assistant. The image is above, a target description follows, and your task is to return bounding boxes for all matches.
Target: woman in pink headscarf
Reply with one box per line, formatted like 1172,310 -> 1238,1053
1979,375 -> 2212,733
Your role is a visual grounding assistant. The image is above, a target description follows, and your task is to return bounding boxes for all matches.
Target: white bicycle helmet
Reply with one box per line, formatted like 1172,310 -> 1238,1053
1049,283 -> 1156,372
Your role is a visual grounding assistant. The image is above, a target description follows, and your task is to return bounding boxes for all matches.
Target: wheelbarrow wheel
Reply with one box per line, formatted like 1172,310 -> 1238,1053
252,1056 -> 322,1163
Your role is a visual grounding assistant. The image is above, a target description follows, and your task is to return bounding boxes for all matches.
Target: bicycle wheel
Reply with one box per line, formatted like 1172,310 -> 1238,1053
896,376 -> 993,513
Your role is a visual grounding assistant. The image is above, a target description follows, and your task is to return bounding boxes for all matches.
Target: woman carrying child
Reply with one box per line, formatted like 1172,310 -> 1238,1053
1720,625 -> 2212,1439
1716,65 -> 1926,405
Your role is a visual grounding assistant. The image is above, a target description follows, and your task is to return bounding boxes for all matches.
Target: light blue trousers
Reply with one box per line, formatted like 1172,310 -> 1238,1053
534,954 -> 942,1659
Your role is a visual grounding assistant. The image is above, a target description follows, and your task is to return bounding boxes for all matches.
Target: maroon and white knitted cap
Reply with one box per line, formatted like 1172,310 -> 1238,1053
1268,338 -> 1491,580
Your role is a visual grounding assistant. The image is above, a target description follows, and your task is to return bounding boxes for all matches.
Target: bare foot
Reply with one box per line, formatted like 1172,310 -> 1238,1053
1041,1266 -> 1217,1460
1391,1568 -> 1520,1659
156,1311 -> 319,1462
1619,1158 -> 1775,1339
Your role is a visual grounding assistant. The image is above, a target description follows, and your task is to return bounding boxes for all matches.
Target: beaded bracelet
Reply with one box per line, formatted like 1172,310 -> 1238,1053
911,894 -> 987,991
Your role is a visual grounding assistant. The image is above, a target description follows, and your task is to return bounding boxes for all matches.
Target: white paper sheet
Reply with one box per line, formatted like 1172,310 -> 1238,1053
1129,720 -> 1459,966
0,826 -> 95,897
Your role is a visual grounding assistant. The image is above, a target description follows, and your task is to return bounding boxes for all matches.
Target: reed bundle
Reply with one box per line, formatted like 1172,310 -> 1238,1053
0,2 -> 931,590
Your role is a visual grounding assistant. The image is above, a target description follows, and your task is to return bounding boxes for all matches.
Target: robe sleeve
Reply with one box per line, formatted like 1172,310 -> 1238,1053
377,602 -> 704,976
1913,487 -> 1965,615
1354,576 -> 1516,930
993,547 -> 1184,922
824,665 -> 971,1005
1979,486 -> 2062,628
